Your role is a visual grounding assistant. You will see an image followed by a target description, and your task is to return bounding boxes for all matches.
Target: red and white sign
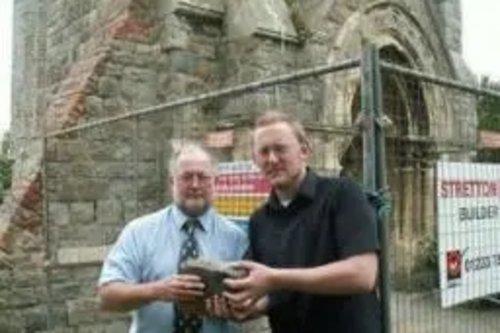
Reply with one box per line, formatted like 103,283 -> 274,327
215,172 -> 271,195
214,161 -> 271,221
437,162 -> 500,308
215,161 -> 270,193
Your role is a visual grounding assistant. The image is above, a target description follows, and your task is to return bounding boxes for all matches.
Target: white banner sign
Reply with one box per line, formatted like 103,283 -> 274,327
437,162 -> 500,308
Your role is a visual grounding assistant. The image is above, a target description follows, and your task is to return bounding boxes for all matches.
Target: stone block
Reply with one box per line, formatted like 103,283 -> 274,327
103,178 -> 162,202
67,297 -> 97,326
72,266 -> 102,285
169,49 -> 216,78
50,281 -> 83,303
120,78 -> 158,109
0,309 -> 23,333
248,39 -> 297,68
102,320 -> 131,333
47,138 -> 140,163
23,305 -> 49,333
51,161 -> 156,179
44,162 -> 91,179
104,179 -> 143,201
85,96 -> 103,117
91,161 -> 128,179
70,202 -> 95,225
47,178 -> 109,202
36,327 -> 76,333
97,310 -> 130,323
45,139 -> 83,163
70,224 -> 120,249
161,0 -> 224,19
188,38 -> 218,59
134,139 -> 158,161
100,98 -> 125,118
49,202 -> 71,226
72,326 -> 106,333
11,268 -> 46,289
136,178 -> 164,202
12,230 -> 45,255
108,140 -> 135,161
137,117 -> 164,139
122,67 -> 158,84
95,200 -> 123,225
67,297 -> 129,326
49,267 -> 76,284
123,200 -> 161,222
0,288 -> 10,308
98,77 -> 120,98
0,268 -> 12,287
226,0 -> 298,42
56,245 -> 112,266
162,14 -> 190,50
5,285 -> 45,308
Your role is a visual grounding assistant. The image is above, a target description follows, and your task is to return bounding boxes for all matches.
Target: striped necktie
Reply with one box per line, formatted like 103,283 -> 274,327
174,218 -> 203,333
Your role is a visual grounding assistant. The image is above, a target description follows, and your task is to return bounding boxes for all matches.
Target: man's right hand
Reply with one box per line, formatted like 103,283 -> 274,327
154,274 -> 205,302
231,296 -> 268,321
98,274 -> 205,313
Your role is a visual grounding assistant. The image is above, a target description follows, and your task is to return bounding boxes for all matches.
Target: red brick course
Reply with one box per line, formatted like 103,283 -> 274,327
0,0 -> 154,257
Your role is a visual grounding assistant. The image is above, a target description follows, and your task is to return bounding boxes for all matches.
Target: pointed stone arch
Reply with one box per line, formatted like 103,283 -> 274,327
323,1 -> 454,141
318,2 -> 454,282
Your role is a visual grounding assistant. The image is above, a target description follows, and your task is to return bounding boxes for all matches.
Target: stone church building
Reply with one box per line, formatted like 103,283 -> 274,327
0,0 -> 475,332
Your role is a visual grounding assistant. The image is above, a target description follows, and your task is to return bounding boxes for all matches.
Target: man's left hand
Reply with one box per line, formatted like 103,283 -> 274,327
223,261 -> 276,306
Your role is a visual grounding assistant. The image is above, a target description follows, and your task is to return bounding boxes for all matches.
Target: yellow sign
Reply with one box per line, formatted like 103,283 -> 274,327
214,196 -> 267,218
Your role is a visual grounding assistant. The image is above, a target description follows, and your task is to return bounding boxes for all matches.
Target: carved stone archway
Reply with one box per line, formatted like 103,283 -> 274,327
319,2 -> 449,285
338,44 -> 437,287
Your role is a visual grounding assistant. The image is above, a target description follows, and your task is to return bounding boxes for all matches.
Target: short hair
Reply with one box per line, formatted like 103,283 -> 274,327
253,110 -> 312,151
168,141 -> 216,176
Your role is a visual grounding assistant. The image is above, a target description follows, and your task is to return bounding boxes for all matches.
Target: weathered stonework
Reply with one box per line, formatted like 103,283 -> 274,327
1,0 -> 476,332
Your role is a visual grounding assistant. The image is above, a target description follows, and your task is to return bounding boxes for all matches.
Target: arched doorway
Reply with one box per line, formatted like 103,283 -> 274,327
340,45 -> 436,284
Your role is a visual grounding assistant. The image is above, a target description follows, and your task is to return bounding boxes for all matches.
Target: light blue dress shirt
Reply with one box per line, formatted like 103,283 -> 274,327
98,204 -> 249,333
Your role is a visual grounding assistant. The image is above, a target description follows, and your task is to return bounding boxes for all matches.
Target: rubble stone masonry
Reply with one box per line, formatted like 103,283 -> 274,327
0,1 -> 474,332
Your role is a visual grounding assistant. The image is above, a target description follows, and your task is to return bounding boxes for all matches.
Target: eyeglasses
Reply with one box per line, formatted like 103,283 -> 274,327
177,172 -> 212,184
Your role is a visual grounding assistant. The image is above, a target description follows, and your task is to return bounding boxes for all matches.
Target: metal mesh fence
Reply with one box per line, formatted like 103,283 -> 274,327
40,59 -> 361,333
1,45 -> 500,333
380,58 -> 500,333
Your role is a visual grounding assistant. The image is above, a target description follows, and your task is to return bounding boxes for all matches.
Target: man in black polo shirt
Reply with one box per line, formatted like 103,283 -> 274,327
222,110 -> 381,333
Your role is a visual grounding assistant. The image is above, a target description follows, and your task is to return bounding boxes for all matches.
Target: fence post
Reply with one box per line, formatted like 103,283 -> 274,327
361,43 -> 377,190
361,42 -> 392,333
372,44 -> 392,333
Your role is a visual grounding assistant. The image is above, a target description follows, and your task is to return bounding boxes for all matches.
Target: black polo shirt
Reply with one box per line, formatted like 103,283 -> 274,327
247,169 -> 381,333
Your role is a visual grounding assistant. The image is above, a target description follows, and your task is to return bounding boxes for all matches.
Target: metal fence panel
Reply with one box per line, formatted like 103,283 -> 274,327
40,60 -> 361,333
2,44 -> 500,333
380,51 -> 500,333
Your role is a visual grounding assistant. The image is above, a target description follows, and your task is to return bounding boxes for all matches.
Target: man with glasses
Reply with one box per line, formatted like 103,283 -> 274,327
221,111 -> 381,333
97,142 -> 248,333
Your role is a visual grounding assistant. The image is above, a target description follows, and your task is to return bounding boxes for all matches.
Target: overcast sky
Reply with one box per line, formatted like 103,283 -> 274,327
0,0 -> 499,133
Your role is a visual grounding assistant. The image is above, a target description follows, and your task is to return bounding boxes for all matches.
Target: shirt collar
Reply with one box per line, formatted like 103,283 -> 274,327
267,167 -> 318,210
171,204 -> 214,233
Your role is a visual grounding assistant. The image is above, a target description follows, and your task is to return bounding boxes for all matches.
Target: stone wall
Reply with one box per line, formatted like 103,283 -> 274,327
1,0 -> 476,332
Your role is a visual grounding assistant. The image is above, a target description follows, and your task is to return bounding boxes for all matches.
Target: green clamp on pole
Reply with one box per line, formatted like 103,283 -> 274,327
365,190 -> 392,220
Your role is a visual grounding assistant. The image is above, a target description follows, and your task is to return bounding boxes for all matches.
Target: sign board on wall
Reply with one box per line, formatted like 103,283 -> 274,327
436,162 -> 500,308
214,161 -> 271,222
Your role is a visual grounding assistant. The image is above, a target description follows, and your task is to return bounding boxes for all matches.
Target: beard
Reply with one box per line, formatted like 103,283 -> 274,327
177,197 -> 210,218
